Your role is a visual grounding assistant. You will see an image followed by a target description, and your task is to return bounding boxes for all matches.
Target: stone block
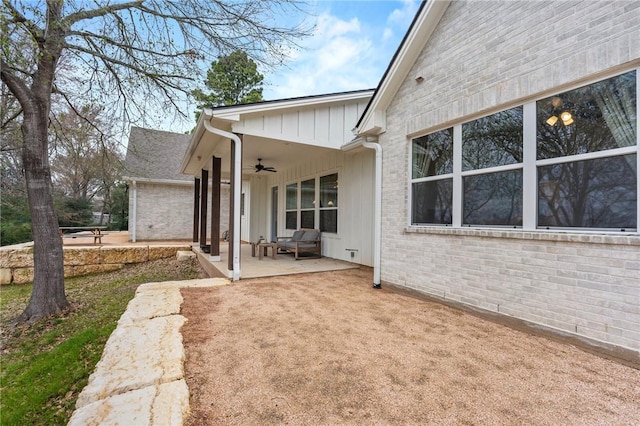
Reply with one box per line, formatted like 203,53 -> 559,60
148,245 -> 190,261
176,250 -> 196,261
0,248 -> 34,268
13,267 -> 34,284
0,268 -> 13,285
118,287 -> 183,325
76,315 -> 186,408
69,386 -> 155,426
100,246 -> 149,265
64,247 -> 101,266
152,380 -> 190,425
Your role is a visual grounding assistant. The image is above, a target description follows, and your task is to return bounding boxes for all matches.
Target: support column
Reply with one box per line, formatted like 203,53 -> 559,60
199,169 -> 209,252
193,178 -> 200,243
228,144 -> 236,271
228,135 -> 243,272
210,156 -> 221,258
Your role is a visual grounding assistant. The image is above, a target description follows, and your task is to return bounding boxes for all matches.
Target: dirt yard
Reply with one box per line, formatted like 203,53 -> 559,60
181,268 -> 639,425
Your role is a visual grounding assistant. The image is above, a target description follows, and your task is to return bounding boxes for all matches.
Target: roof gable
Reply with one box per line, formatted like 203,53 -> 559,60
124,127 -> 192,182
356,0 -> 451,135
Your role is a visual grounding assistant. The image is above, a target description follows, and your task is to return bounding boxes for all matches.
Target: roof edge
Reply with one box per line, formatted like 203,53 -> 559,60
210,89 -> 375,121
356,0 -> 451,135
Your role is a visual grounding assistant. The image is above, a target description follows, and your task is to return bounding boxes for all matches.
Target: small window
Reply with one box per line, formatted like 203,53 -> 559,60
320,173 -> 338,233
463,170 -> 522,226
537,71 -> 636,160
300,178 -> 315,228
462,107 -> 523,170
412,129 -> 453,178
538,155 -> 637,229
285,183 -> 298,230
412,180 -> 452,225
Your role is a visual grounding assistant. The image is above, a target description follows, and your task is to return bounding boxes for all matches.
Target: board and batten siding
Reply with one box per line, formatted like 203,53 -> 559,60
248,149 -> 376,266
232,101 -> 368,148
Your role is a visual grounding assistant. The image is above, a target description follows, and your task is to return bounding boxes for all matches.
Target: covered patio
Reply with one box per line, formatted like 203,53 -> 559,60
181,90 -> 380,282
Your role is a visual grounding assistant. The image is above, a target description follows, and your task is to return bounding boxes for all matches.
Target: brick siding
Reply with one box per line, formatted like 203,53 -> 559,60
380,1 -> 640,352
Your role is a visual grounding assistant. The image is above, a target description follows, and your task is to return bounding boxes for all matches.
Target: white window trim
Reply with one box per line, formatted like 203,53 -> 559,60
283,170 -> 340,234
408,68 -> 639,235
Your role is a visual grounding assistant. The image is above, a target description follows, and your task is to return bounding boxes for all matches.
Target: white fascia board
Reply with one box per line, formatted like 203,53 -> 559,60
180,108 -> 229,176
180,110 -> 208,174
357,0 -> 451,136
211,90 -> 375,121
122,176 -> 193,186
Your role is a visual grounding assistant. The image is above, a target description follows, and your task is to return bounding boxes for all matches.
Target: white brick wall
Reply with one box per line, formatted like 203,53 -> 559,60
380,1 -> 640,352
130,182 -> 229,241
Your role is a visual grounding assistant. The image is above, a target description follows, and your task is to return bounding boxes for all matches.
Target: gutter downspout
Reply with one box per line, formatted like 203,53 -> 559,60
131,181 -> 137,243
362,137 -> 382,289
203,119 -> 242,281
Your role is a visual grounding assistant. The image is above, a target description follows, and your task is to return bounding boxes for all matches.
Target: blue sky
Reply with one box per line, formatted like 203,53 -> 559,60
263,0 -> 419,99
157,0 -> 418,133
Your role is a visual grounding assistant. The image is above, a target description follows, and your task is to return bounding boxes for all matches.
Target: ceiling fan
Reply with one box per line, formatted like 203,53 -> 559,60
254,158 -> 276,173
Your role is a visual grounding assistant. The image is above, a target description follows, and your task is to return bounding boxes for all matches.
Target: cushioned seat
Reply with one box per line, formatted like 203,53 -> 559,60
276,228 -> 322,260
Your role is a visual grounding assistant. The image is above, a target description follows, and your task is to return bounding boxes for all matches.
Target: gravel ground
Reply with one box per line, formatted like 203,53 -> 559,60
181,268 -> 639,425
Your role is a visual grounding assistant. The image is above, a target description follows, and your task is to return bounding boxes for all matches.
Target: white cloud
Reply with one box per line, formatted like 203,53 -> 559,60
264,1 -> 419,100
387,0 -> 419,26
265,11 -> 377,99
382,27 -> 394,42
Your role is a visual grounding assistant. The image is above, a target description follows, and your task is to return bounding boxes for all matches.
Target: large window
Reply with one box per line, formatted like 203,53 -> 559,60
410,70 -> 637,231
285,173 -> 339,233
462,107 -> 523,226
536,71 -> 637,229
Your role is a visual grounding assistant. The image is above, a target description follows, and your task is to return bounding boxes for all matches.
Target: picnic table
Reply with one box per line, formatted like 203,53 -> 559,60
59,226 -> 108,244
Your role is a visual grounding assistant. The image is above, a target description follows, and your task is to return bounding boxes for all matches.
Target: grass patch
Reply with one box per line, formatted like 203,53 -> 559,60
0,257 -> 205,425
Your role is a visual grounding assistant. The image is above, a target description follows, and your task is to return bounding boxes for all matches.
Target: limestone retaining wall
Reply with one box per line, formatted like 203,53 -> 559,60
0,244 -> 193,285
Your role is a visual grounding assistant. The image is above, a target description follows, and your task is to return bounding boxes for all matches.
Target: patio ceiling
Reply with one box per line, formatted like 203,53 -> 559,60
188,130 -> 336,179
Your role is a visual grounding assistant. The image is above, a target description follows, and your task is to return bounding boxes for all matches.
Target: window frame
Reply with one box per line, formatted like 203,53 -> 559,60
408,68 -> 638,233
283,171 -> 340,234
285,182 -> 298,230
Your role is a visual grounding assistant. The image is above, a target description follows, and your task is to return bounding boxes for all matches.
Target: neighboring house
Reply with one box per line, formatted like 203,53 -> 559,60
124,126 -> 229,241
355,1 -> 639,355
181,1 -> 638,357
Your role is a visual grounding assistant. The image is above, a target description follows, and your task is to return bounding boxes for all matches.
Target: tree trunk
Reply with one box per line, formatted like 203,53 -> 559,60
18,104 -> 68,322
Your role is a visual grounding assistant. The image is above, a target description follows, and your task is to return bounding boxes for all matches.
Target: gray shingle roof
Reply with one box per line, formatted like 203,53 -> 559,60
124,127 -> 192,181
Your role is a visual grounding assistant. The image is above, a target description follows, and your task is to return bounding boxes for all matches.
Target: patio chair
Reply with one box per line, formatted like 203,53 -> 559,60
276,228 -> 322,260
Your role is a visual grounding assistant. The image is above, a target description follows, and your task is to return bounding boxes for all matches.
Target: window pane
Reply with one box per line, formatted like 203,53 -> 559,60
538,154 -> 637,229
301,179 -> 315,209
320,210 -> 337,233
320,174 -> 338,207
463,170 -> 523,226
537,71 -> 637,160
286,211 -> 297,230
301,210 -> 314,229
286,183 -> 297,210
412,179 -> 453,225
462,107 -> 523,171
412,129 -> 453,178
